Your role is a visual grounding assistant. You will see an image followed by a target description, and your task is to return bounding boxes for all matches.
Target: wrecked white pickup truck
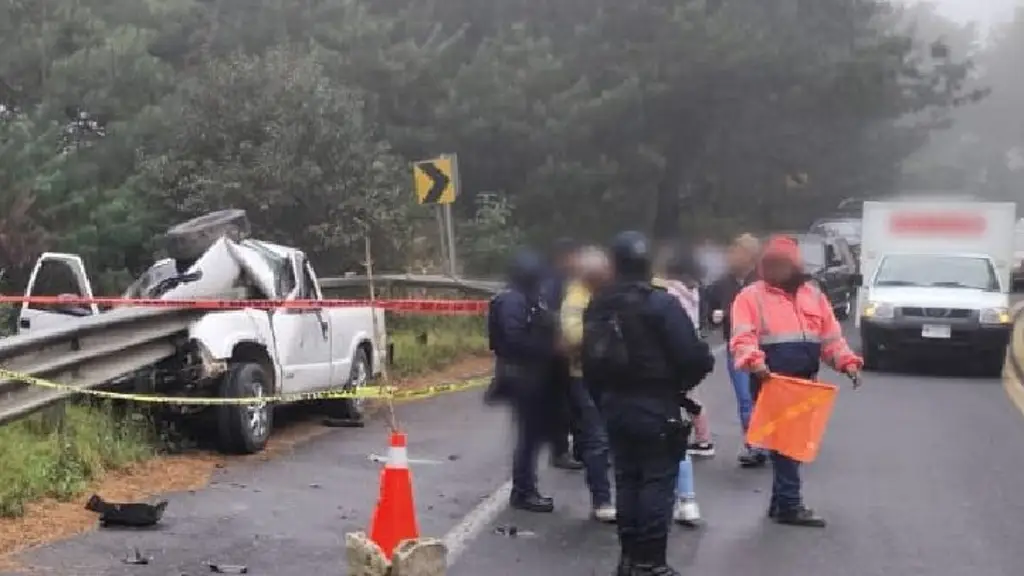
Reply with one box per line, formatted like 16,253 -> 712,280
18,210 -> 386,454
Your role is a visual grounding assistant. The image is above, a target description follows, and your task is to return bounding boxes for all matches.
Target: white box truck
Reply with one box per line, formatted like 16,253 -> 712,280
855,200 -> 1015,374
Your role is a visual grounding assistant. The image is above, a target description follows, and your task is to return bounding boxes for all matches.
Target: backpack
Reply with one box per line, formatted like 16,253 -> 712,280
582,285 -> 652,378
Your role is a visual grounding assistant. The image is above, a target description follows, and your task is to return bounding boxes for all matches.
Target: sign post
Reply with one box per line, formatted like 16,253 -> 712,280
412,154 -> 460,275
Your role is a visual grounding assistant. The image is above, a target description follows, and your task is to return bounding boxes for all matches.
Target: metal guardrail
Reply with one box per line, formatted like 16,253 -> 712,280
320,274 -> 502,296
0,307 -> 205,426
0,274 -> 496,427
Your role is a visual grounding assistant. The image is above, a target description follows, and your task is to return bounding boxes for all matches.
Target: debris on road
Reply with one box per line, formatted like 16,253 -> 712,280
322,416 -> 366,428
121,548 -> 150,565
493,525 -> 535,538
85,494 -> 168,528
208,563 -> 249,574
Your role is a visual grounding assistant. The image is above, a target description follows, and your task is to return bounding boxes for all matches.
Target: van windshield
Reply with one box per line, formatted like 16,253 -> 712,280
873,255 -> 1000,291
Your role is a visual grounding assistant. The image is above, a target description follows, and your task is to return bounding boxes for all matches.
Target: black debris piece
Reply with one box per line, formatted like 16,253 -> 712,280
208,564 -> 248,574
86,494 -> 168,528
322,416 -> 365,428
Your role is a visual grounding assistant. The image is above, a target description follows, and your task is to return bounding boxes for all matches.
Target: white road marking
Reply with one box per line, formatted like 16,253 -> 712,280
441,343 -> 728,566
442,479 -> 512,564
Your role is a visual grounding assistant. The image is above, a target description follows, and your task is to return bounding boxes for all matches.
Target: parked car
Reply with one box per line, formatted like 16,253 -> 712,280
765,232 -> 858,319
18,210 -> 386,455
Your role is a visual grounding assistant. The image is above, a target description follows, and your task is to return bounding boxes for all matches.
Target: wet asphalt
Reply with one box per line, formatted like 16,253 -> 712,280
10,323 -> 1024,576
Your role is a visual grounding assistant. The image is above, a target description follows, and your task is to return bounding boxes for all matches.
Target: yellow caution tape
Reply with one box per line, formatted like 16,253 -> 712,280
0,368 -> 490,406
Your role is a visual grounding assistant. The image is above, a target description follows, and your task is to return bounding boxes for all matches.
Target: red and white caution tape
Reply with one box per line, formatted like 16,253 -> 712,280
0,295 -> 489,315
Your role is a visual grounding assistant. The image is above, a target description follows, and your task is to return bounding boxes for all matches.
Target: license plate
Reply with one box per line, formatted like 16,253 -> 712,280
921,324 -> 951,339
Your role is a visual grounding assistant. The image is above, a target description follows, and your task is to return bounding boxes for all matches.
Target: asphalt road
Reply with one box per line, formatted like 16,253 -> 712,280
11,323 -> 1024,576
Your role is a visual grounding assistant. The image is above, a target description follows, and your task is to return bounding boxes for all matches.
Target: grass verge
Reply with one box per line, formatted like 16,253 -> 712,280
387,315 -> 488,377
0,404 -> 153,519
0,313 -> 490,523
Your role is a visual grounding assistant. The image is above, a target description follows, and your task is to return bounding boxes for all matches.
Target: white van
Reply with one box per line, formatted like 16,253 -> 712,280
855,200 -> 1015,374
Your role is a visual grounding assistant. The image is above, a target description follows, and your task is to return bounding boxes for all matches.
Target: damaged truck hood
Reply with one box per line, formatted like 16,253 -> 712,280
134,237 -> 293,301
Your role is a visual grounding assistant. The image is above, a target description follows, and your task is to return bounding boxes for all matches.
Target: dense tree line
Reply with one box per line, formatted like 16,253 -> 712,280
908,5 -> 1024,201
0,0 -> 979,287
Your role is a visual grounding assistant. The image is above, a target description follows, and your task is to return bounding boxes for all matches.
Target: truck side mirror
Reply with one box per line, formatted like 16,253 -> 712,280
850,273 -> 863,286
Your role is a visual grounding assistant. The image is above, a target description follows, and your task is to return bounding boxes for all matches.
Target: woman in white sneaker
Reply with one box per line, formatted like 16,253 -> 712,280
653,249 -> 708,528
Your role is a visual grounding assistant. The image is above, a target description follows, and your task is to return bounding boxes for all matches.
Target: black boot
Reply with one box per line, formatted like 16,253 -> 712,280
628,538 -> 680,576
615,538 -> 634,576
773,504 -> 826,527
509,491 -> 554,513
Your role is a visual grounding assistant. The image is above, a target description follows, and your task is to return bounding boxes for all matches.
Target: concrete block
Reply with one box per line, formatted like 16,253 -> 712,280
345,532 -> 390,576
391,538 -> 448,576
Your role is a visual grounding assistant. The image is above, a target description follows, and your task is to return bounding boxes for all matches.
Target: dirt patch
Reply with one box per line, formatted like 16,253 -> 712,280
0,354 -> 493,566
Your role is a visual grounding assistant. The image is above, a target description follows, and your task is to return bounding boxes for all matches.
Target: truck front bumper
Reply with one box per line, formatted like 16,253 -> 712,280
860,318 -> 1011,357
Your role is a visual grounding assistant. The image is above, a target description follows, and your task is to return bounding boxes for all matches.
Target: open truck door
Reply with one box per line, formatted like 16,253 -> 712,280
18,253 -> 99,335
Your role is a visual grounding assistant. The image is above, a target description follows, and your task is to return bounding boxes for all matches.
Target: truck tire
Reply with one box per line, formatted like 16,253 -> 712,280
862,338 -> 881,372
217,362 -> 273,454
324,348 -> 372,424
164,209 -> 251,262
835,291 -> 853,320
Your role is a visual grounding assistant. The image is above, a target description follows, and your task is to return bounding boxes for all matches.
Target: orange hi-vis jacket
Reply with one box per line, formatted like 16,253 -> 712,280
729,280 -> 862,377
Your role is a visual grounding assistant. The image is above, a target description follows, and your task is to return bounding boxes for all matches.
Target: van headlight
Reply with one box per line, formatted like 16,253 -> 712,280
979,307 -> 1011,325
863,301 -> 895,320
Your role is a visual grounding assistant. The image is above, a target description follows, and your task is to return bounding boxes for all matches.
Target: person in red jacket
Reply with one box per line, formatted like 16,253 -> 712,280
729,234 -> 862,527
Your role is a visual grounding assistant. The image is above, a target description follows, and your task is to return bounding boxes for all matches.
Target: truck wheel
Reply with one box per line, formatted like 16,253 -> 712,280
164,209 -> 251,262
862,338 -> 881,372
326,348 -> 372,424
980,350 -> 1006,378
835,292 -> 852,321
217,362 -> 273,454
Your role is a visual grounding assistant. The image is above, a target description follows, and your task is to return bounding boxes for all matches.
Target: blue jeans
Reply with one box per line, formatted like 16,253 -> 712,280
726,350 -> 754,432
568,377 -> 612,507
675,455 -> 695,499
770,451 -> 802,511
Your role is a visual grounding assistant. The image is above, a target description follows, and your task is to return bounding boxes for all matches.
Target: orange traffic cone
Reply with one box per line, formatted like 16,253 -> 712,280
368,431 -> 420,557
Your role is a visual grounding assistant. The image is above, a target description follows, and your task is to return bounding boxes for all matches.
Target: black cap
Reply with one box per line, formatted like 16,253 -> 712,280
610,231 -> 652,281
506,248 -> 546,290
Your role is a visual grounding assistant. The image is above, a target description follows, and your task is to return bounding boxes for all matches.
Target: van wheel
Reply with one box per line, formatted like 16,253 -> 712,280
217,362 -> 273,454
164,209 -> 251,262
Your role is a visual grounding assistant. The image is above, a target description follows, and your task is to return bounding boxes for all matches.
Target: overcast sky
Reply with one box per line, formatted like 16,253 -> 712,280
923,0 -> 1018,29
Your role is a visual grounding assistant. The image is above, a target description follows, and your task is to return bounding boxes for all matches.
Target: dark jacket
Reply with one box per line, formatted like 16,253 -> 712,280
486,287 -> 557,403
705,271 -> 758,342
584,282 -> 712,409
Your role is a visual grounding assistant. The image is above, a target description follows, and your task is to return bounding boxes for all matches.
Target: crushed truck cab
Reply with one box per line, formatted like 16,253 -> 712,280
19,211 -> 385,454
855,200 -> 1014,375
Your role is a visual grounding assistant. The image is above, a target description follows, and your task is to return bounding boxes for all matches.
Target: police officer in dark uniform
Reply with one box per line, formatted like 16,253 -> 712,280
488,249 -> 560,513
584,232 -> 714,576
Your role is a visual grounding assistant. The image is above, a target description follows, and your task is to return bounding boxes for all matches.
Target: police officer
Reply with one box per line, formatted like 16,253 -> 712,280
584,232 -> 715,576
488,249 -> 559,513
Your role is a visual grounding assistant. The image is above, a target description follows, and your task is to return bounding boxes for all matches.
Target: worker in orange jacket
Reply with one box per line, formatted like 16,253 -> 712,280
729,234 -> 862,527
